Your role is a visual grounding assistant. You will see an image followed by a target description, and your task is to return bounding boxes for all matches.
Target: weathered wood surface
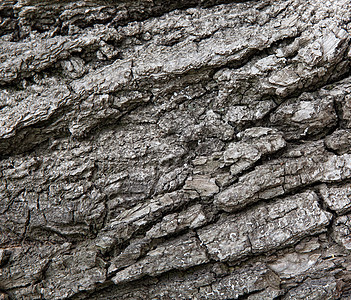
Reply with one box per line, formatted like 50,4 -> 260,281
1,0 -> 351,299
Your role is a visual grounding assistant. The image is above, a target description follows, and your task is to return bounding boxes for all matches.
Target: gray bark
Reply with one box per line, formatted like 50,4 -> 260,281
1,0 -> 351,299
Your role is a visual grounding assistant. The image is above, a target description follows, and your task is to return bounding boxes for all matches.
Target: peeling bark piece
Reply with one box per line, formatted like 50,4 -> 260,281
215,141 -> 351,212
146,204 -> 209,239
319,184 -> 351,215
270,92 -> 337,140
108,204 -> 210,274
192,153 -> 224,177
199,191 -> 331,262
224,127 -> 286,175
183,175 -> 219,197
268,252 -> 321,279
96,191 -> 193,250
224,101 -> 277,125
108,237 -> 150,274
111,234 -> 209,284
190,150 -> 235,189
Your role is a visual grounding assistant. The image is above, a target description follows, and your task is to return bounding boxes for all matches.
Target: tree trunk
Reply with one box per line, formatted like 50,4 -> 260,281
1,0 -> 351,299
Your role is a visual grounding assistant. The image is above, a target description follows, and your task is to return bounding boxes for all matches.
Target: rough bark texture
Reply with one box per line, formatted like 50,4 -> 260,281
1,0 -> 351,299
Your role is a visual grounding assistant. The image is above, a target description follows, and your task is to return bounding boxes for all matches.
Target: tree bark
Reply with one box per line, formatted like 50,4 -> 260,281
1,0 -> 351,299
